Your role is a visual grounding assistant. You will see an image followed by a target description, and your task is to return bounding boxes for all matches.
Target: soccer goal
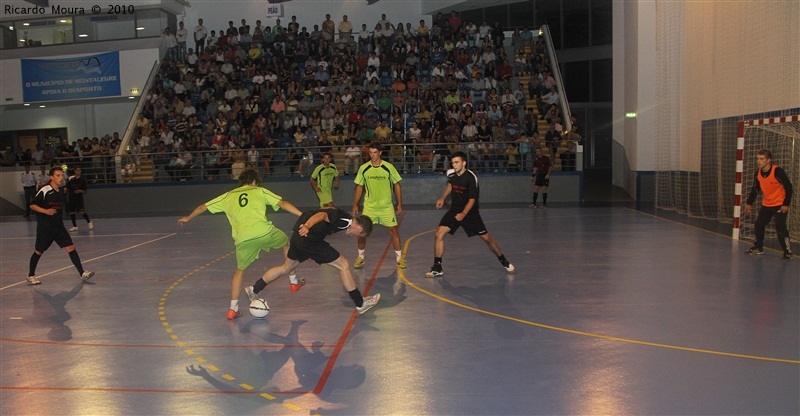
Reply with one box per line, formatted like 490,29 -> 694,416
732,115 -> 800,241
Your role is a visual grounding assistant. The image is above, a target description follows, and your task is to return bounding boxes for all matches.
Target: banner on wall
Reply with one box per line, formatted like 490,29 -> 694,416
21,51 -> 121,103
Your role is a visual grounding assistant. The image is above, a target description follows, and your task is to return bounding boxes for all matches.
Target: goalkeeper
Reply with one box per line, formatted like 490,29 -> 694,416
744,149 -> 793,260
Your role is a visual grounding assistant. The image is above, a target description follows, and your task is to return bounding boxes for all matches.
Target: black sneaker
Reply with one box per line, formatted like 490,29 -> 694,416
783,251 -> 793,260
425,264 -> 443,278
745,247 -> 764,255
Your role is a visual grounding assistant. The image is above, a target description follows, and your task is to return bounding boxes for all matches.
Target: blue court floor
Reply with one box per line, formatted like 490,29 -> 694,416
1,207 -> 798,415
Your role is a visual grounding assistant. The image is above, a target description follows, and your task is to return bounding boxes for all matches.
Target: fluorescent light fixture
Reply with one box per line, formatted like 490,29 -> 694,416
625,112 -> 637,118
130,88 -> 139,95
24,103 -> 30,106
136,27 -> 145,31
60,19 -> 67,23
23,22 -> 30,26
78,34 -> 88,37
9,26 -> 14,31
39,105 -> 46,108
128,96 -> 136,99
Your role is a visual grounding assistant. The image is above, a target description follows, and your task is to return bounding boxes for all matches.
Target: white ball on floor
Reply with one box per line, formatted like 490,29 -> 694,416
249,299 -> 270,319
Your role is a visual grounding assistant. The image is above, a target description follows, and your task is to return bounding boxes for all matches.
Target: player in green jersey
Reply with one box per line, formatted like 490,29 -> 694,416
352,142 -> 406,269
310,152 -> 340,207
179,169 -> 303,319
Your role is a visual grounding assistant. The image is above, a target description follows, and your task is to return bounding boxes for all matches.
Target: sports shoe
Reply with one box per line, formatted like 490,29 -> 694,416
356,293 -> 381,315
226,309 -> 242,320
353,256 -> 365,269
425,264 -> 443,278
26,276 -> 41,285
783,251 -> 793,260
245,286 -> 258,301
542,204 -> 547,209
290,278 -> 306,292
88,222 -> 94,230
503,262 -> 516,273
81,271 -> 94,282
745,247 -> 764,255
68,226 -> 78,232
528,203 -> 536,208
396,258 -> 407,269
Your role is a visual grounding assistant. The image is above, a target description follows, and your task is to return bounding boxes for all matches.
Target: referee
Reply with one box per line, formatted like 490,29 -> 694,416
425,151 -> 515,278
21,164 -> 36,217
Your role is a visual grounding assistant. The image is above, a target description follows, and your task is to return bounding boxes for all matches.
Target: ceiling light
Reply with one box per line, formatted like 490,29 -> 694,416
60,19 -> 67,23
78,34 -> 88,37
23,22 -> 30,26
136,27 -> 145,31
39,105 -> 46,108
24,103 -> 30,106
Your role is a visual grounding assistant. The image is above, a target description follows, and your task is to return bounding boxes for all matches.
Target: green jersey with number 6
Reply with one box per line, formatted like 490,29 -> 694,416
205,185 -> 283,245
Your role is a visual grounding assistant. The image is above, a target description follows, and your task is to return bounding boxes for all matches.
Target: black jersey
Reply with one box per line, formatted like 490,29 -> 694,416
293,208 -> 353,241
446,168 -> 480,213
67,175 -> 87,198
33,184 -> 66,226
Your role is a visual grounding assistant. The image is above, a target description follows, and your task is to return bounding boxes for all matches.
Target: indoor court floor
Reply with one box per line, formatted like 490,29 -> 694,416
1,206 -> 798,415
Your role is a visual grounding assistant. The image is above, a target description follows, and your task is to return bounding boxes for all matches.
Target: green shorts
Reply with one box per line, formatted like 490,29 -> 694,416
317,191 -> 333,207
362,206 -> 398,227
235,228 -> 289,270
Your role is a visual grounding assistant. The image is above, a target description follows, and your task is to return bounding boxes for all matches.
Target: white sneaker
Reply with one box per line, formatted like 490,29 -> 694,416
356,293 -> 380,315
245,286 -> 258,301
26,276 -> 41,285
68,226 -> 78,232
88,222 -> 94,230
81,271 -> 94,282
504,263 -> 515,273
528,204 -> 536,208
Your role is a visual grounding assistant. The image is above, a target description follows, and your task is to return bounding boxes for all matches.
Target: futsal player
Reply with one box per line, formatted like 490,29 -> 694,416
246,207 -> 381,315
425,151 -> 515,278
530,147 -> 552,208
27,166 -> 94,285
66,166 -> 94,231
310,152 -> 340,207
744,149 -> 793,259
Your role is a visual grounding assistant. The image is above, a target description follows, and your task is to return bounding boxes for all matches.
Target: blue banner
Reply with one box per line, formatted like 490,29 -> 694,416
21,51 -> 121,103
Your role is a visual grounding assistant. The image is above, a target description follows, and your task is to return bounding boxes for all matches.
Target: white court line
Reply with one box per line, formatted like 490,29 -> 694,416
0,233 -> 175,240
0,233 -> 177,291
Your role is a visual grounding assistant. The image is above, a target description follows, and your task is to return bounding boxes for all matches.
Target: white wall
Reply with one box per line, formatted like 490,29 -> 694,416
0,101 -> 137,140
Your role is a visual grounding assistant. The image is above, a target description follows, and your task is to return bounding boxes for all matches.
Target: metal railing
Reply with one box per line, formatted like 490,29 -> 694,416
540,24 -> 573,134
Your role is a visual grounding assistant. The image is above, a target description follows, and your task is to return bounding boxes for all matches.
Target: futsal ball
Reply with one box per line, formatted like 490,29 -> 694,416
249,299 -> 270,319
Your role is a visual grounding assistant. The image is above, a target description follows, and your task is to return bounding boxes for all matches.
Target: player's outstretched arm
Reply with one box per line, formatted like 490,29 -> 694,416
278,200 -> 303,217
179,204 -> 207,225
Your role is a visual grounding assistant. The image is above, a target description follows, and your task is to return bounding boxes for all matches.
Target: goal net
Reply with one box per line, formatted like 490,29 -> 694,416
733,115 -> 800,242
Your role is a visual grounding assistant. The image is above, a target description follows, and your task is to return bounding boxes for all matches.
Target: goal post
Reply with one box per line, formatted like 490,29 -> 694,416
732,114 -> 800,241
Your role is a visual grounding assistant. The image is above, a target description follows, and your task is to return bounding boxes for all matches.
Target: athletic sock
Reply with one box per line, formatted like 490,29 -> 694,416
29,252 -> 41,276
543,193 -> 548,205
253,278 -> 267,294
395,250 -> 402,261
289,274 -> 298,284
533,193 -> 539,205
82,213 -> 91,223
70,214 -> 77,227
348,288 -> 364,308
230,299 -> 239,312
434,257 -> 442,265
357,249 -> 365,258
498,255 -> 509,266
68,250 -> 85,275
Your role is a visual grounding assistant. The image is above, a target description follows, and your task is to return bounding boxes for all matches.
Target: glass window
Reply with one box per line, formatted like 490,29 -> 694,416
591,0 -> 612,45
563,0 -> 590,48
484,4 -> 509,29
563,61 -> 590,102
535,0 -> 561,49
461,9 -> 483,29
135,8 -> 166,38
591,59 -> 612,102
75,14 -> 135,42
509,1 -> 535,29
12,17 -> 74,47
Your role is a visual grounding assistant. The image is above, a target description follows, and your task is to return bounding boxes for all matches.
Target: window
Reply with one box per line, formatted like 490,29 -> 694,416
563,0 -> 590,48
509,1 -> 535,29
591,0 -> 612,45
535,0 -> 561,49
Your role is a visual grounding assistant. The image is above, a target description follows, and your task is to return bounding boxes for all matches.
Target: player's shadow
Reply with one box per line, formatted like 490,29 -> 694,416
436,276 -> 525,339
32,282 -> 86,341
241,319 -> 366,398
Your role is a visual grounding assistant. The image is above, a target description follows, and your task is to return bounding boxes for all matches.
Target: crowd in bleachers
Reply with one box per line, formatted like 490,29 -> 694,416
138,10 -> 570,179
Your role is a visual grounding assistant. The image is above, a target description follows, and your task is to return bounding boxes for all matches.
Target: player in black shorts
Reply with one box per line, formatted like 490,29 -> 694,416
66,166 -> 94,231
26,166 -> 94,285
425,151 -> 515,278
530,147 -> 552,208
245,208 -> 381,315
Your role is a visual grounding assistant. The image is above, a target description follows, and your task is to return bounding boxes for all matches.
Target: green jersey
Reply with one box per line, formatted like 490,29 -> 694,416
205,185 -> 282,245
354,160 -> 402,210
312,163 -> 339,193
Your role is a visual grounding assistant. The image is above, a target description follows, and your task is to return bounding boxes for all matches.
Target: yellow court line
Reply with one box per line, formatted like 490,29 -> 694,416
399,213 -> 800,365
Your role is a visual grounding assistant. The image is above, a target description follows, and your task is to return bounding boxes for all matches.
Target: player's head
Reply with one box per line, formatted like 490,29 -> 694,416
48,166 -> 64,185
238,168 -> 261,186
756,149 -> 772,169
535,147 -> 543,156
73,166 -> 82,177
322,152 -> 333,165
451,151 -> 467,173
346,215 -> 374,237
368,142 -> 383,163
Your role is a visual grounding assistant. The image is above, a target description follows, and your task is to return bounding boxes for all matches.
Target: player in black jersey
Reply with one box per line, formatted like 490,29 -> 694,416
425,151 -> 515,278
66,166 -> 94,231
27,166 -> 94,285
245,208 -> 381,315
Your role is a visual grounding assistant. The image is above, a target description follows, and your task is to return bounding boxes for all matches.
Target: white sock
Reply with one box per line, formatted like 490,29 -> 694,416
230,299 -> 239,312
289,274 -> 298,284
358,249 -> 365,258
395,250 -> 402,261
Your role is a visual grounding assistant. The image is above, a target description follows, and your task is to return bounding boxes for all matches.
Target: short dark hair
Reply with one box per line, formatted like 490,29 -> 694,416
368,142 -> 383,152
355,215 -> 374,237
757,149 -> 772,159
452,151 -> 467,161
49,166 -> 63,176
238,168 -> 261,186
